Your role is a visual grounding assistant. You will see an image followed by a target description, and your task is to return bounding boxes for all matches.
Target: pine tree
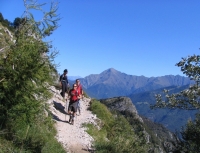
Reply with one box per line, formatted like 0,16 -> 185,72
0,0 -> 60,133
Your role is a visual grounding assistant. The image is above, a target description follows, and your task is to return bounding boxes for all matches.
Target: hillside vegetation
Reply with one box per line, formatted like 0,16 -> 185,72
99,97 -> 180,153
0,1 -> 65,152
85,99 -> 147,153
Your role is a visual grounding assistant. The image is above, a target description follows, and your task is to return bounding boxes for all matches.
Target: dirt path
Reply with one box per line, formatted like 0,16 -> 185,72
48,86 -> 97,153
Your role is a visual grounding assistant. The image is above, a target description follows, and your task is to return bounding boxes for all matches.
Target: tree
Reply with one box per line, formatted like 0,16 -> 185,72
0,0 -> 60,138
0,12 -> 14,32
0,1 -> 65,152
0,12 -> 4,22
180,113 -> 200,152
13,17 -> 24,28
152,54 -> 200,152
153,55 -> 200,110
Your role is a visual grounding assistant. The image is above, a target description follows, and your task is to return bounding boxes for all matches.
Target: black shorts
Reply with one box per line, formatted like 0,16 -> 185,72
68,101 -> 78,112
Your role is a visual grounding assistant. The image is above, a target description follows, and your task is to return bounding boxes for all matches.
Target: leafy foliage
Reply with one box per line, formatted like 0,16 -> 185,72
153,55 -> 200,110
152,55 -> 200,152
0,0 -> 59,128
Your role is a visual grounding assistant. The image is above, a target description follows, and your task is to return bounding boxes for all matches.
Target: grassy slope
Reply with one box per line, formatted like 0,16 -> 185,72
84,99 -> 147,153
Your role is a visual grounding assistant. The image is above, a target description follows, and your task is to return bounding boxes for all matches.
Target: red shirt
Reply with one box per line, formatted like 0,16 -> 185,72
77,84 -> 83,95
69,89 -> 79,102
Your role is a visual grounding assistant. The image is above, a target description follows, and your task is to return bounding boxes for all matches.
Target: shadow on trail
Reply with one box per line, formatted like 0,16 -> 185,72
52,114 -> 68,123
52,100 -> 71,123
53,100 -> 67,114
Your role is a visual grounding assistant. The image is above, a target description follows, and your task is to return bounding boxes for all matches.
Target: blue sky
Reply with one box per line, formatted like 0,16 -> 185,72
1,0 -> 200,77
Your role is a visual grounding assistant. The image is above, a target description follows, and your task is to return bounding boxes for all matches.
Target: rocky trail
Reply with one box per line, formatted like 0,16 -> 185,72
47,86 -> 97,153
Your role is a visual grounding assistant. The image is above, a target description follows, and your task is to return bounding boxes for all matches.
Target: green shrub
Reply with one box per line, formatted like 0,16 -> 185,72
0,109 -> 65,153
0,1 -> 65,152
86,99 -> 147,153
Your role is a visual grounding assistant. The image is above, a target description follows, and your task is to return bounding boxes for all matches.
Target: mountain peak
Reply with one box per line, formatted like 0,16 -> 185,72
108,68 -> 117,71
103,68 -> 119,74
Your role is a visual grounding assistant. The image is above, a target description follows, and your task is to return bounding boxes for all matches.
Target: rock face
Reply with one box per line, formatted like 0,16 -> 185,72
0,24 -> 15,56
141,116 -> 179,151
100,96 -> 137,113
100,96 -> 143,122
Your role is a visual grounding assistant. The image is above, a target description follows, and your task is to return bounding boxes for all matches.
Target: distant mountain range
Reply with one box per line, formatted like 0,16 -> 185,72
80,68 -> 193,99
79,68 -> 196,132
68,76 -> 82,81
129,85 -> 198,132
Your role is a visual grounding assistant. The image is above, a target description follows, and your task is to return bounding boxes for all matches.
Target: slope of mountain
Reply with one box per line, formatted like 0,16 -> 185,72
81,68 -> 193,99
129,85 -> 198,132
99,96 -> 179,152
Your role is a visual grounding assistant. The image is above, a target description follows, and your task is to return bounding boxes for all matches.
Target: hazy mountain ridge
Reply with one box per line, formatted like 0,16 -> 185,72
129,85 -> 198,132
68,76 -> 82,81
81,68 -> 193,99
